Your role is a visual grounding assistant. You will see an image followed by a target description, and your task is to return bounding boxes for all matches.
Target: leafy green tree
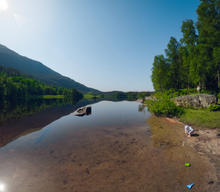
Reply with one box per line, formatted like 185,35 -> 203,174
213,47 -> 220,88
151,55 -> 169,92
63,89 -> 68,97
57,87 -> 63,95
138,92 -> 146,103
180,19 -> 198,91
196,0 -> 220,90
178,46 -> 191,90
165,37 -> 181,90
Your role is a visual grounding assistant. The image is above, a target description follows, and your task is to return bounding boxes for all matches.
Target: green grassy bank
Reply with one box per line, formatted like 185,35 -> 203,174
144,91 -> 220,129
179,108 -> 220,129
83,93 -> 101,99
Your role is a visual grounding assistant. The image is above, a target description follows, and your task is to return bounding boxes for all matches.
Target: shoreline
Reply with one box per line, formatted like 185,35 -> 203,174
165,116 -> 220,190
147,115 -> 220,191
136,98 -> 220,190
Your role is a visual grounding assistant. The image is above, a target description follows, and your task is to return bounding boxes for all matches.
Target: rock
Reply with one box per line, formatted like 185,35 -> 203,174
136,96 -> 157,103
76,106 -> 91,115
74,113 -> 85,117
172,94 -> 217,108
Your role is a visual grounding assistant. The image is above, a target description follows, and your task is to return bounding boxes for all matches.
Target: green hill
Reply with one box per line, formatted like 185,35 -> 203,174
0,44 -> 101,94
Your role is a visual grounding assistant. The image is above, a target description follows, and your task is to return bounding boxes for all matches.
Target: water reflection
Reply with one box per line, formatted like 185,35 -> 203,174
0,98 -> 100,148
0,101 -> 152,192
0,97 -> 82,126
138,104 -> 146,114
0,98 -> 137,148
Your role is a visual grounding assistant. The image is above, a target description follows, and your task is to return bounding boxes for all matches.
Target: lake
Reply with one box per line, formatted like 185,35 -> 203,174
0,99 -> 210,192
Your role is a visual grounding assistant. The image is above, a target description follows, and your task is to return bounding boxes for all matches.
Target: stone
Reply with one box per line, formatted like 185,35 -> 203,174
74,113 -> 85,117
172,94 -> 217,108
76,106 -> 91,115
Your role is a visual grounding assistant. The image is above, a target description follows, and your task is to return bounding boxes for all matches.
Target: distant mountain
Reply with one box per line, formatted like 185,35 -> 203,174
0,44 -> 101,94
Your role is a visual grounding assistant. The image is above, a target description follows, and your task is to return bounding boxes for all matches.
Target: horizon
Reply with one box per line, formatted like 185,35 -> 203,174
0,0 -> 200,92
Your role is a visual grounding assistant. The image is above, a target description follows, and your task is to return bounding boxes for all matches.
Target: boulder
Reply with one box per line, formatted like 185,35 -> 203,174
74,113 -> 85,117
172,94 -> 217,108
76,106 -> 91,115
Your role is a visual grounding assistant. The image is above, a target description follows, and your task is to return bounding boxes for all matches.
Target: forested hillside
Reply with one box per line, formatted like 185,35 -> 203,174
151,0 -> 220,93
0,65 -> 83,100
0,44 -> 101,94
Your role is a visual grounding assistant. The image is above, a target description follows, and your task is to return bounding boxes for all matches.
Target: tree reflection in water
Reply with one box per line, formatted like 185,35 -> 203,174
138,104 -> 146,114
0,97 -> 82,126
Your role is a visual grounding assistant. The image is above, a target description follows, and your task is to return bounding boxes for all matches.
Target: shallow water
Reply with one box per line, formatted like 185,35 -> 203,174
0,100 -> 211,191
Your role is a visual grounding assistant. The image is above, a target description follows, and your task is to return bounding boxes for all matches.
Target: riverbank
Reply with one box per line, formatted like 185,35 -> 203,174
147,115 -> 220,191
136,98 -> 220,190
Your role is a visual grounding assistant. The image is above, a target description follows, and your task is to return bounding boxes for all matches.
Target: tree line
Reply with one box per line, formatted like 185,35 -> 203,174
110,91 -> 154,101
151,0 -> 220,93
0,65 -> 83,100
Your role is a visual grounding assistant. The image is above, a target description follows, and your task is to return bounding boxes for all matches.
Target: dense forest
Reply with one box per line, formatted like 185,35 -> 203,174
0,65 -> 83,100
151,0 -> 220,93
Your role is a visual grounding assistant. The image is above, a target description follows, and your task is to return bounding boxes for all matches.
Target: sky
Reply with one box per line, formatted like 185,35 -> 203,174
0,0 -> 201,92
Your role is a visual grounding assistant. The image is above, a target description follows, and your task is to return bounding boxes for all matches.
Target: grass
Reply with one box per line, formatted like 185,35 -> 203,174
83,94 -> 101,99
179,108 -> 220,129
144,93 -> 220,129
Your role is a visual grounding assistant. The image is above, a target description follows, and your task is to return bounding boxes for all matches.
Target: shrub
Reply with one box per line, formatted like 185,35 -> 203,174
201,90 -> 210,94
188,88 -> 197,94
147,94 -> 184,117
172,92 -> 179,98
208,104 -> 220,111
179,89 -> 187,96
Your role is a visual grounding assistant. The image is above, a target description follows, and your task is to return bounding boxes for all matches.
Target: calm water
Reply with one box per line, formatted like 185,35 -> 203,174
0,101 -> 150,153
0,100 -> 152,192
0,100 -> 210,192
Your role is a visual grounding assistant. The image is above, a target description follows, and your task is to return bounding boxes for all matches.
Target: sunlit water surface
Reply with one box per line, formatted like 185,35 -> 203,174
0,100 -> 210,192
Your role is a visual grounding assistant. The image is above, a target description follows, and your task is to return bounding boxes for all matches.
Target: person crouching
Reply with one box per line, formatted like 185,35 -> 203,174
185,125 -> 194,137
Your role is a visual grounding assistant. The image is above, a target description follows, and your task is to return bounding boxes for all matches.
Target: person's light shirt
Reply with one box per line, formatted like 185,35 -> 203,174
185,125 -> 193,133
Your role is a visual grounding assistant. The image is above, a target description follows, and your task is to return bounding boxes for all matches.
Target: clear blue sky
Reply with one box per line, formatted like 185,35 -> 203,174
0,0 -> 201,92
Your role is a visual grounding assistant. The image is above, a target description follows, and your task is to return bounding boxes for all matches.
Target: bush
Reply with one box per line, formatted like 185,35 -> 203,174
150,91 -> 164,99
146,94 -> 184,117
179,89 -> 187,96
208,104 -> 220,111
188,88 -> 197,94
201,90 -> 210,94
172,92 -> 179,98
